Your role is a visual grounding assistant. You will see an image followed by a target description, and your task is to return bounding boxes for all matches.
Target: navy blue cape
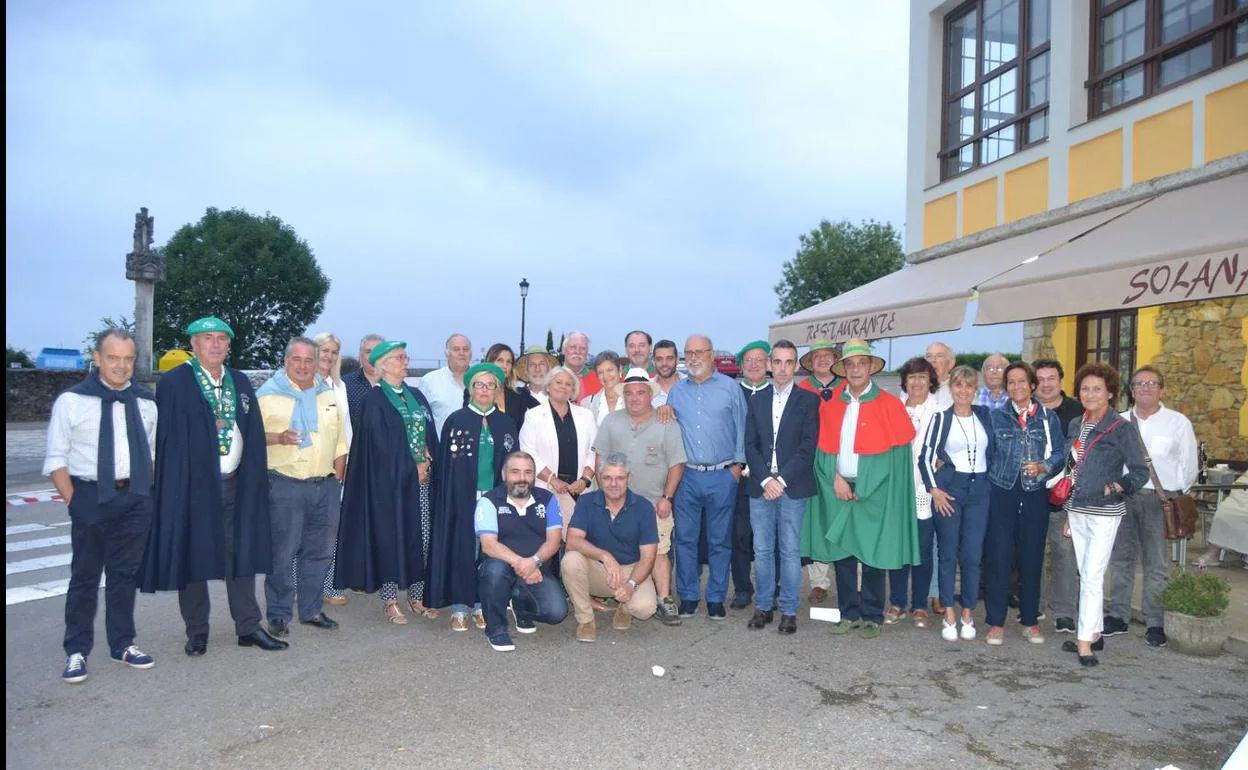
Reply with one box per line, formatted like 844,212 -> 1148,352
425,406 -> 517,608
334,384 -> 437,592
140,363 -> 270,591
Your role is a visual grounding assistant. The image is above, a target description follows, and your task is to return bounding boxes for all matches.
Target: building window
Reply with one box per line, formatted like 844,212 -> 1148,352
1090,0 -> 1248,116
940,0 -> 1052,180
1076,309 -> 1138,411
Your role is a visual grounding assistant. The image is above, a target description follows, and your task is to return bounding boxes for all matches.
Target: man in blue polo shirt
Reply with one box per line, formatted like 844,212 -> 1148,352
563,453 -> 659,643
475,451 -> 567,652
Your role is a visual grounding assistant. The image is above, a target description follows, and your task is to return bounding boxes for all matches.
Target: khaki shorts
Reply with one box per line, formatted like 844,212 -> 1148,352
656,513 -> 674,555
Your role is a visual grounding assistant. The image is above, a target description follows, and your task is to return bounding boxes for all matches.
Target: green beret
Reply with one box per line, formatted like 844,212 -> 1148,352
736,340 -> 771,368
186,316 -> 234,339
368,340 -> 407,366
465,362 -> 505,387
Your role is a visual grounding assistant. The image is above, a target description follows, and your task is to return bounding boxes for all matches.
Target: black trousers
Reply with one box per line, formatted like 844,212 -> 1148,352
63,481 -> 152,657
730,476 -> 755,599
178,477 -> 263,638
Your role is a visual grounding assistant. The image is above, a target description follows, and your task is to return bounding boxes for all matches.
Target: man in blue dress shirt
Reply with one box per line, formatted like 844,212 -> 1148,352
667,334 -> 748,620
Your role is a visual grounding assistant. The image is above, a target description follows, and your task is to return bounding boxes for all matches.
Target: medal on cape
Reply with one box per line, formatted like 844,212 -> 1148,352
191,358 -> 236,456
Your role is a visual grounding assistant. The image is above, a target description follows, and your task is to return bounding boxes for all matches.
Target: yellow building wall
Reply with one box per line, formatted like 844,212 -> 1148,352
961,178 -> 998,236
1136,306 -> 1161,366
1242,315 -> 1248,440
1051,315 -> 1078,396
1003,159 -> 1049,223
923,193 -> 958,248
1133,103 -> 1194,183
1206,80 -> 1248,162
1069,130 -> 1124,203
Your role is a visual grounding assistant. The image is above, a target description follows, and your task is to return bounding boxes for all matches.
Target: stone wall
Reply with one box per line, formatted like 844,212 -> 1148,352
1023,318 -> 1057,361
1149,296 -> 1247,463
6,370 -> 86,421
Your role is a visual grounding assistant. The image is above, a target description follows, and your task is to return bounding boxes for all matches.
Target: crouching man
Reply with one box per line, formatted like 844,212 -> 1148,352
475,451 -> 567,652
563,453 -> 659,642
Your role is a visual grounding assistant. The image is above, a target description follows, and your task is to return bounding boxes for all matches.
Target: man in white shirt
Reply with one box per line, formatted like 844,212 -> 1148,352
45,329 -> 158,684
925,342 -> 955,409
418,333 -> 472,436
1104,365 -> 1198,648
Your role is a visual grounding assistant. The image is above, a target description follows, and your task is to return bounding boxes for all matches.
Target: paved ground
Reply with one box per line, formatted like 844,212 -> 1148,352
6,422 -> 1248,769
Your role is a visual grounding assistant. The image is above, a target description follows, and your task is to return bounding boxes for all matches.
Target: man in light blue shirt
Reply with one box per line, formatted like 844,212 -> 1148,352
417,333 -> 472,436
666,334 -> 747,621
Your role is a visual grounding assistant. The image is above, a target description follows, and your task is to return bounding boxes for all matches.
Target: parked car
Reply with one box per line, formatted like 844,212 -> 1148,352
714,350 -> 740,378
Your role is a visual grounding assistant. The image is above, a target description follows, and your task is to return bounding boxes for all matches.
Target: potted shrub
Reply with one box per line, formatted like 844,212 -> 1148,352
1160,570 -> 1231,656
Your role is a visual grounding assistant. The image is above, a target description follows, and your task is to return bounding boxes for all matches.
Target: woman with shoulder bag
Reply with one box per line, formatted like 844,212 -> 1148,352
1059,362 -> 1148,666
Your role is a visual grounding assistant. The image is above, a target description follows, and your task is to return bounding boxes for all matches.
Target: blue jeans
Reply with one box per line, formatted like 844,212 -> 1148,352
673,468 -> 737,604
265,474 -> 338,623
986,483 -> 1050,627
889,517 -> 935,612
749,493 -> 805,615
477,557 -> 568,638
834,556 -> 886,623
932,471 -> 990,611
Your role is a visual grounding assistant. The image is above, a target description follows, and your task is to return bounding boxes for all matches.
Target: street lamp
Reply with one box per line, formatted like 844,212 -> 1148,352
519,278 -> 530,352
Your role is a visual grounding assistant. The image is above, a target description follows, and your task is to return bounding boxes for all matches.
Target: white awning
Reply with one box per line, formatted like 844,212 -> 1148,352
767,207 -> 1131,345
975,172 -> 1248,325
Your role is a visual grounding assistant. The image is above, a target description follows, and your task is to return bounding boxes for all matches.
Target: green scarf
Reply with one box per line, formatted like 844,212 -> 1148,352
469,403 -> 496,492
191,358 -> 237,456
808,374 -> 842,391
382,382 -> 428,462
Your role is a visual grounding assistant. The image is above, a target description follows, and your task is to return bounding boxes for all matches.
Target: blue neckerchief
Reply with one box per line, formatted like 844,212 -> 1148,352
257,370 -> 328,448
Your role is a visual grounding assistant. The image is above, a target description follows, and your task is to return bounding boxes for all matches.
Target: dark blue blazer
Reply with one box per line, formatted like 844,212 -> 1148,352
917,404 -> 995,492
744,384 -> 820,499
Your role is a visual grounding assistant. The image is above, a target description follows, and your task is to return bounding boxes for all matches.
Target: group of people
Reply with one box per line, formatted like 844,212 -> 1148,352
44,319 -> 1200,681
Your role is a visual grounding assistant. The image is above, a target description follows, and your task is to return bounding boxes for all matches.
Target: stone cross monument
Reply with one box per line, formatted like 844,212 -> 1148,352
125,207 -> 165,378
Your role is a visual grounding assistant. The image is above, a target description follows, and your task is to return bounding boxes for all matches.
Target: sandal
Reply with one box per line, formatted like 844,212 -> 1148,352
407,598 -> 440,619
382,600 -> 409,625
912,609 -> 930,628
883,606 -> 905,624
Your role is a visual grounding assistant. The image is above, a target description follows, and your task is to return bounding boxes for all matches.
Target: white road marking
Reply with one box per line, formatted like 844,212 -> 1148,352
6,552 -> 74,575
6,524 -> 54,536
7,535 -> 72,553
5,576 -> 105,606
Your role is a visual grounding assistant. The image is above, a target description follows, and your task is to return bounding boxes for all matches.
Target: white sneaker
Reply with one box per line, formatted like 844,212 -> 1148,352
960,618 -> 977,640
941,618 -> 958,641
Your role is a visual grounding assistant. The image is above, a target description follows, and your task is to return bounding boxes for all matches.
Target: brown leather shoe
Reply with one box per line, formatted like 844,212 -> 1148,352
324,595 -> 348,606
808,587 -> 828,605
612,609 -> 632,631
930,597 -> 945,615
576,621 -> 597,643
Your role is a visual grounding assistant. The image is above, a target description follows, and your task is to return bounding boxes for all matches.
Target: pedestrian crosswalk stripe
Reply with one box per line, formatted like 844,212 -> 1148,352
6,552 -> 73,575
7,535 -> 72,553
5,576 -> 104,607
5,523 -> 55,536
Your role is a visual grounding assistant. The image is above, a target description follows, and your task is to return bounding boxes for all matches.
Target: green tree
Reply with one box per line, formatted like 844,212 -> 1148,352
154,207 -> 329,369
545,328 -> 554,354
774,219 -> 905,316
6,345 -> 34,369
82,316 -> 135,356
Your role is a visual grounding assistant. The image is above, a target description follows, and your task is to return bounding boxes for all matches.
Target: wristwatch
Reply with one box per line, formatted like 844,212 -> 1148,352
580,476 -> 593,486
532,555 -> 544,569
627,578 -> 639,590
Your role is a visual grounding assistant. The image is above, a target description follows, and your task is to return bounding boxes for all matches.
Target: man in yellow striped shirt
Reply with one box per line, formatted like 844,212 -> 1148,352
258,336 -> 348,637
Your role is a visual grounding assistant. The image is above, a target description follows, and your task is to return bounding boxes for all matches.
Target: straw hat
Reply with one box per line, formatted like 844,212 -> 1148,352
799,339 -> 839,373
830,338 -> 886,377
514,345 -> 559,383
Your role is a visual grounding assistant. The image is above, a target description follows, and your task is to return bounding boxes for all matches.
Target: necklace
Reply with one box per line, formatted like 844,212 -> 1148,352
955,413 -> 979,479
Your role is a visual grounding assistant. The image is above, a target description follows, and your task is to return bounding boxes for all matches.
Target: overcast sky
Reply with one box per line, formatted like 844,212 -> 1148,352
5,1 -> 1020,368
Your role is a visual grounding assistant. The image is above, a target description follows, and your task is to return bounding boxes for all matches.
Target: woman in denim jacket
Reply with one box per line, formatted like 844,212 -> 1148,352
983,362 -> 1064,646
1060,362 -> 1148,666
918,365 -> 995,642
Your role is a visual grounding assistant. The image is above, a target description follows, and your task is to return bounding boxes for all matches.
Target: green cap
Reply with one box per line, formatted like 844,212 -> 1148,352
368,340 -> 407,366
465,362 -> 506,387
736,340 -> 771,368
186,316 -> 234,339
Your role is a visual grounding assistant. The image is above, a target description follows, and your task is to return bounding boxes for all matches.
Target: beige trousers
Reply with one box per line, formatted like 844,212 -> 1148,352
562,550 -> 657,624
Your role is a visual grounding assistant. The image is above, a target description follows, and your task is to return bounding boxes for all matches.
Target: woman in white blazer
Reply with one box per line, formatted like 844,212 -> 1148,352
520,366 -> 598,538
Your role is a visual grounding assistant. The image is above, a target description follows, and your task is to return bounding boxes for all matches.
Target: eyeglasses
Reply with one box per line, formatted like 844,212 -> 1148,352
472,381 -> 498,391
1131,380 -> 1161,390
684,349 -> 712,357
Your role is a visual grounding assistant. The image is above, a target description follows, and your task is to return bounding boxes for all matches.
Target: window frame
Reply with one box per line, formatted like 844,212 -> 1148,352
939,0 -> 1052,181
1076,308 -> 1138,411
1088,0 -> 1248,118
